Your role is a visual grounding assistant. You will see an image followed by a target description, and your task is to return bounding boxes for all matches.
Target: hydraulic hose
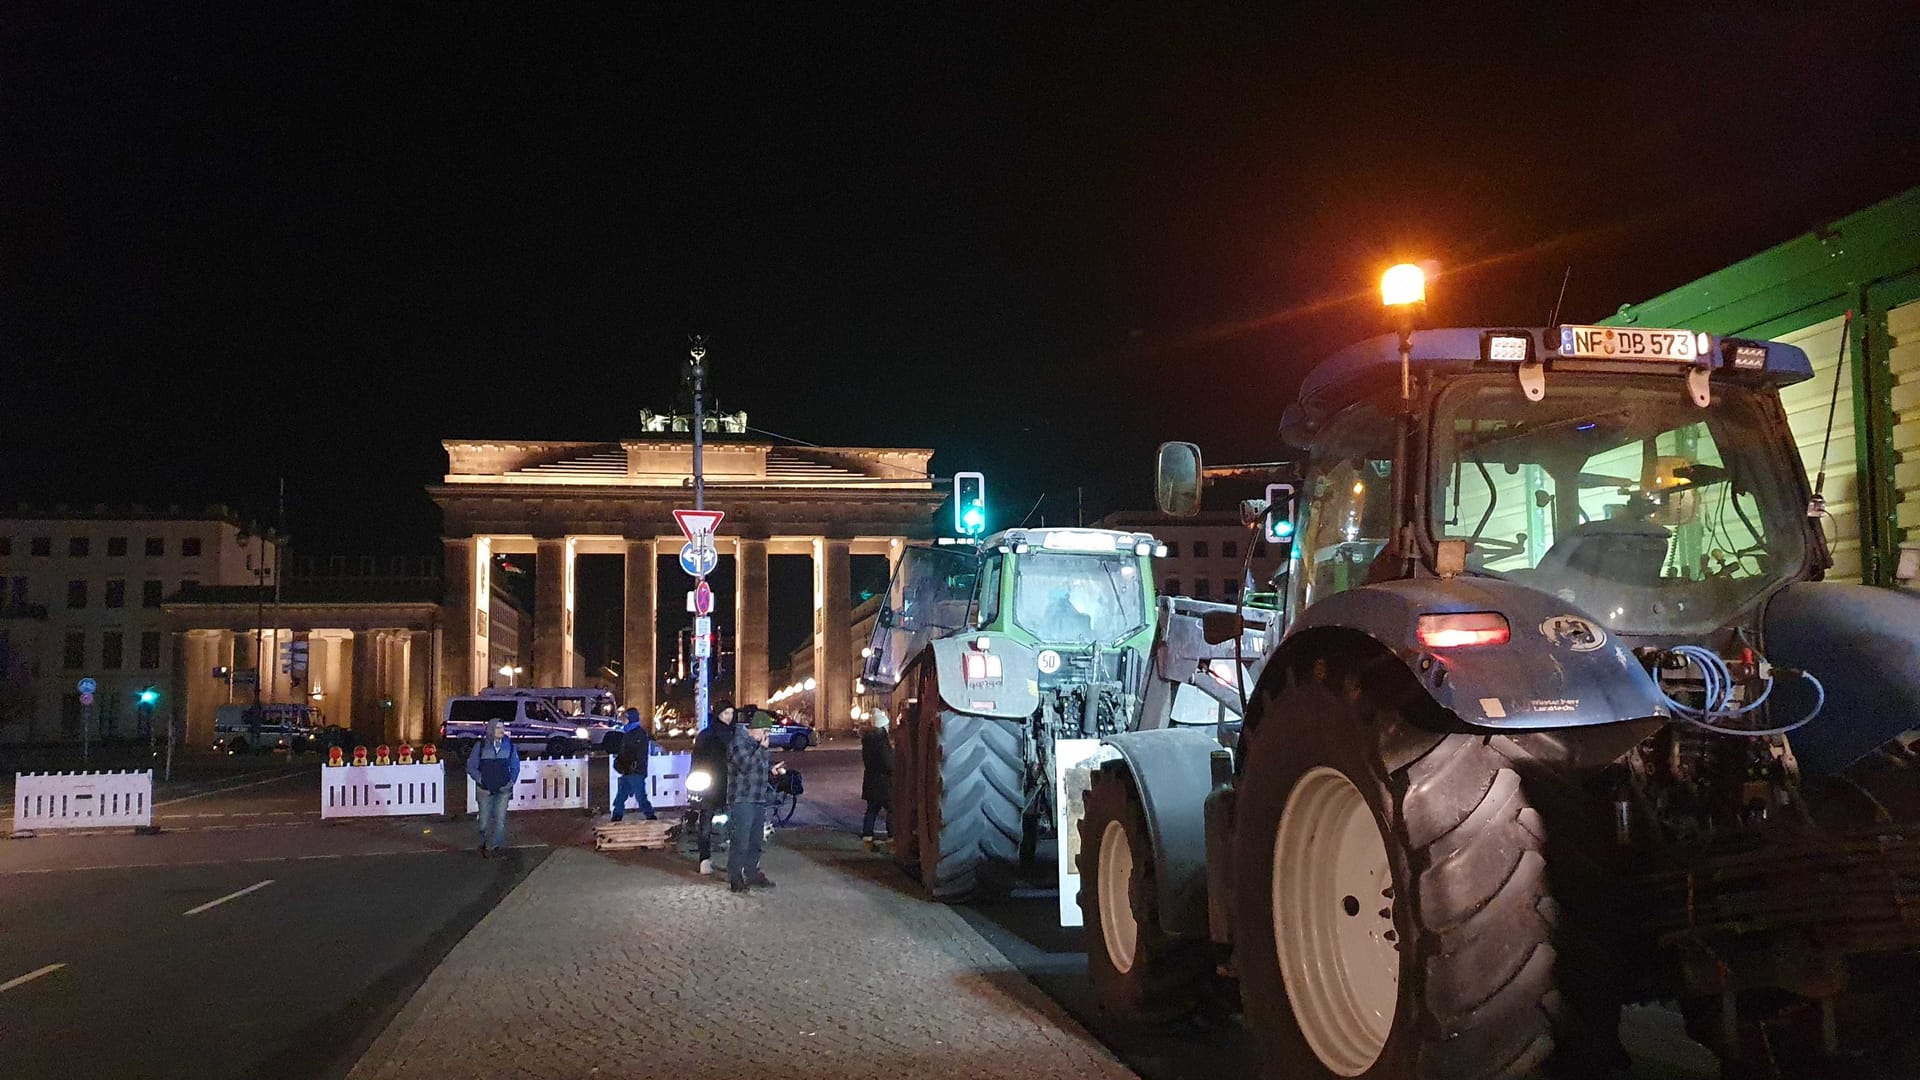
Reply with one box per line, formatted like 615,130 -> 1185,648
1654,644 -> 1825,737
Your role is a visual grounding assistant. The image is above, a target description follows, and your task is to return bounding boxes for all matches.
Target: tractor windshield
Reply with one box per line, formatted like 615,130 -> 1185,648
1430,376 -> 1808,635
1012,552 -> 1147,646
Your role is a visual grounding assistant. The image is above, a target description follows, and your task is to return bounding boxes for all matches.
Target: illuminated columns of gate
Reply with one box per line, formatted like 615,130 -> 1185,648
813,537 -> 854,730
734,536 -> 770,707
623,535 -> 658,723
451,532 -> 893,730
533,537 -> 577,686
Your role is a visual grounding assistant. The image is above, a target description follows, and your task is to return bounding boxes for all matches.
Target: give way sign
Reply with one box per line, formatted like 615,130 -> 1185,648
673,509 -> 725,542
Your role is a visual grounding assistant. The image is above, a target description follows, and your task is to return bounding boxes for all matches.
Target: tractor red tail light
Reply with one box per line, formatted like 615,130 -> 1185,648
1416,612 -> 1510,648
961,653 -> 1004,680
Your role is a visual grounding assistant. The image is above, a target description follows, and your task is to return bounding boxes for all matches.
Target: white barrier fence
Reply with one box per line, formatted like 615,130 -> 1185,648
468,755 -> 589,813
11,770 -> 153,834
608,750 -> 694,810
322,763 -> 444,820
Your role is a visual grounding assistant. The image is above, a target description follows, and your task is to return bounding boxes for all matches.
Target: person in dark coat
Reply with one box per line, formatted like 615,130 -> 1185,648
689,702 -> 736,875
860,712 -> 893,846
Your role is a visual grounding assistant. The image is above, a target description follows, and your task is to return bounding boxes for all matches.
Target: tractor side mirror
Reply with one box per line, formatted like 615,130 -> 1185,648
1201,609 -> 1244,645
1156,441 -> 1204,517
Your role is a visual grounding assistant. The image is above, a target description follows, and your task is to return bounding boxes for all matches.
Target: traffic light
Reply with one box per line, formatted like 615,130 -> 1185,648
137,686 -> 160,707
954,471 -> 987,537
1264,484 -> 1297,544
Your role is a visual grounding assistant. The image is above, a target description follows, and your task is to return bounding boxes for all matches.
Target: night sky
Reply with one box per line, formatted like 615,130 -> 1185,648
7,6 -> 1920,662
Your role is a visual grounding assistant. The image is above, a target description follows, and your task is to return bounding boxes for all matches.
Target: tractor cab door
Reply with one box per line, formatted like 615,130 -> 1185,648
862,544 -> 981,691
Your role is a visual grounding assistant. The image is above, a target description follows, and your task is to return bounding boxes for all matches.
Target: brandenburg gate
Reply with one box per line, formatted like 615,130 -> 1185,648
430,422 -> 943,730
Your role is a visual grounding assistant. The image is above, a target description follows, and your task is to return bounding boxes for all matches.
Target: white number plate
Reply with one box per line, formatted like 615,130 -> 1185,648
1559,325 -> 1701,362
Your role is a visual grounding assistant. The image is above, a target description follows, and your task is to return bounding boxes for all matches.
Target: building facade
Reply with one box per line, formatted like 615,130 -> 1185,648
1098,510 -> 1288,602
0,505 -> 276,744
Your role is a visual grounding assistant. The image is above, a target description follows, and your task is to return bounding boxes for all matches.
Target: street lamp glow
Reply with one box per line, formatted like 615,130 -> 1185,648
1381,263 -> 1426,308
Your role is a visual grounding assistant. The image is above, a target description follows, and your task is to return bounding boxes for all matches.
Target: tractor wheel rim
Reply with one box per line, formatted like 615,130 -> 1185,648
1273,766 -> 1399,1077
1098,819 -> 1139,975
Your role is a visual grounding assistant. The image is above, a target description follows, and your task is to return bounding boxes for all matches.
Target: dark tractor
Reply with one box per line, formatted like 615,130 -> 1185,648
1078,321 -> 1920,1079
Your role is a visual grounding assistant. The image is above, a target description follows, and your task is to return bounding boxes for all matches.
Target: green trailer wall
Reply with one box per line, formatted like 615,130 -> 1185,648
1603,188 -> 1920,585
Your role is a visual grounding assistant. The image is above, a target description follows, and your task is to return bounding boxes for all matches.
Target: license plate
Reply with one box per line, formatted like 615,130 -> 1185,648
1559,325 -> 1701,362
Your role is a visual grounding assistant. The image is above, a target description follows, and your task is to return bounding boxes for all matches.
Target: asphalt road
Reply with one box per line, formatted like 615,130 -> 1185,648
1,759 -> 555,1080
790,743 -> 1718,1080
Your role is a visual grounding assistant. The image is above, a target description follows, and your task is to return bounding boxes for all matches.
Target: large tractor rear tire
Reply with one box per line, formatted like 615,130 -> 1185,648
1232,661 -> 1620,1080
1079,765 -> 1212,1026
918,708 -> 1024,902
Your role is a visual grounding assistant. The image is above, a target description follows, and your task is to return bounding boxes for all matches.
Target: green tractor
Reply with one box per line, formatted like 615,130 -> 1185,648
863,527 -> 1170,901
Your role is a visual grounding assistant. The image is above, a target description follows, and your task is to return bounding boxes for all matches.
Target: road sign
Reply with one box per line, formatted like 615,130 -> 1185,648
77,677 -> 97,695
693,634 -> 711,659
233,668 -> 259,687
80,692 -> 95,706
694,616 -> 711,636
694,580 -> 714,616
678,542 -> 718,577
673,508 -> 726,542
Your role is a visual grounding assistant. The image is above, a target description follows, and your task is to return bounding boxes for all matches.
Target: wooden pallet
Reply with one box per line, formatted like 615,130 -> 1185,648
594,819 -> 674,852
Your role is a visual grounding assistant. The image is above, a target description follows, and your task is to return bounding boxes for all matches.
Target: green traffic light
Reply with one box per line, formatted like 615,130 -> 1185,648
138,687 -> 159,706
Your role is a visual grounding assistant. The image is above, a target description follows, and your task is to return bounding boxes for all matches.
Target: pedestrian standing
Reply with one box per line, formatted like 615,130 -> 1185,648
690,702 -> 737,875
466,719 -> 521,857
610,711 -> 657,822
724,715 -> 777,892
860,712 -> 893,848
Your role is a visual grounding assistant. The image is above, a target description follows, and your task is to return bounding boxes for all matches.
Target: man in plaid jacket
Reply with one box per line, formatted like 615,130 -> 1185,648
724,719 -> 779,892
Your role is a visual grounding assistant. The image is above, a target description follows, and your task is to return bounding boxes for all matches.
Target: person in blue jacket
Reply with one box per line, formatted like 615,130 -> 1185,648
466,719 -> 521,857
610,708 -> 657,822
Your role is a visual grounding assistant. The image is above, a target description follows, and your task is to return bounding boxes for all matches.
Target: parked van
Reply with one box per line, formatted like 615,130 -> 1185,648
478,687 -> 626,750
441,695 -> 595,759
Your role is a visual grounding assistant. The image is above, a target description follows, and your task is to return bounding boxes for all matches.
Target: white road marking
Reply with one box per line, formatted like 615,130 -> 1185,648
0,963 -> 66,993
0,842 -> 552,876
182,878 -> 274,916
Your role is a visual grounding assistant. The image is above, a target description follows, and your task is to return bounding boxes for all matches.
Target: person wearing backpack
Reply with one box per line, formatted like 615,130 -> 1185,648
610,714 -> 658,822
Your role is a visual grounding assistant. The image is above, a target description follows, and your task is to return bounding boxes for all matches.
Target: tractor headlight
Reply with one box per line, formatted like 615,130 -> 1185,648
686,770 -> 713,793
712,812 -> 729,826
1134,541 -> 1154,556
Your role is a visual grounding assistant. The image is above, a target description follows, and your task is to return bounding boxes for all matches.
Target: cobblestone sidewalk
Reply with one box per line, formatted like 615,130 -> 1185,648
348,828 -> 1139,1080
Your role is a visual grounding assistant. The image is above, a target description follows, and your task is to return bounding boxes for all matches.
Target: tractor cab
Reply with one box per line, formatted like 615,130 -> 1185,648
863,527 -> 1163,692
1170,324 -> 1824,653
